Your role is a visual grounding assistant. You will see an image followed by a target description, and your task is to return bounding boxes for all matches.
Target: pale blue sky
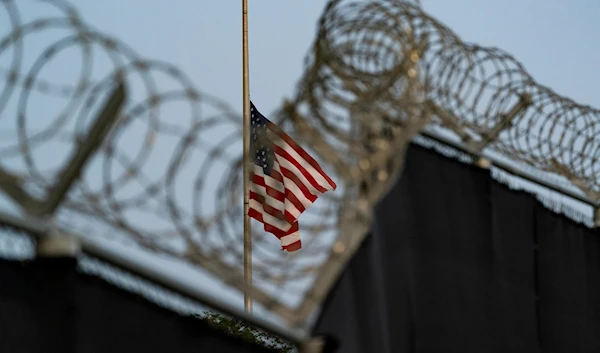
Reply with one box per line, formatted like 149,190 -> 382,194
68,0 -> 600,115
2,0 -> 600,328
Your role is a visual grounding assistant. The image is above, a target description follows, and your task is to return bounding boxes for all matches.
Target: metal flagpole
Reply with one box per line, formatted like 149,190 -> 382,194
242,0 -> 253,313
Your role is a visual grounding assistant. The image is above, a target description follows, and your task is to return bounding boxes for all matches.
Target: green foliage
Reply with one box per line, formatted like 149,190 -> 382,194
200,312 -> 295,352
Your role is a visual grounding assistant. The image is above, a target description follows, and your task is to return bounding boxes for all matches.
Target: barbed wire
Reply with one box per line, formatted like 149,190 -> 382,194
244,0 -> 600,323
288,0 -> 600,199
0,0 -> 352,325
1,0 -> 599,330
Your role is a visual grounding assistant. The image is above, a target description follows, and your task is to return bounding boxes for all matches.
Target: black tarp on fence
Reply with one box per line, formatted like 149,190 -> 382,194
3,141 -> 600,353
316,143 -> 600,353
0,257 -> 275,353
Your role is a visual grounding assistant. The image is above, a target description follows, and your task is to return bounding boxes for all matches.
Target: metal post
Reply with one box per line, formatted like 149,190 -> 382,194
36,221 -> 81,258
594,207 -> 600,228
242,0 -> 253,313
36,82 -> 126,217
471,94 -> 532,152
0,82 -> 125,217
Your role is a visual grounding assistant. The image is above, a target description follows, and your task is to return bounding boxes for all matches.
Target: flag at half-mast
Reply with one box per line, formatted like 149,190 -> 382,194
248,102 -> 336,252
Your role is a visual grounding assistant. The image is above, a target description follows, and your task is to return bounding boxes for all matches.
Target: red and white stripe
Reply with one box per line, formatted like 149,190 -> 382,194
248,122 -> 336,252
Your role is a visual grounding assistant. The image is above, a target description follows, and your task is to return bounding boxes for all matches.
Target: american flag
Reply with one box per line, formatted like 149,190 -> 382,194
248,102 -> 336,252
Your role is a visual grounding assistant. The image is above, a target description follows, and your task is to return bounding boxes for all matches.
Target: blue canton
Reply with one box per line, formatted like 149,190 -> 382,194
250,102 -> 276,175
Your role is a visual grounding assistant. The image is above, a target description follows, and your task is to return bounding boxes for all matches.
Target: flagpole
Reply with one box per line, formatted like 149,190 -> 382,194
242,0 -> 253,313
